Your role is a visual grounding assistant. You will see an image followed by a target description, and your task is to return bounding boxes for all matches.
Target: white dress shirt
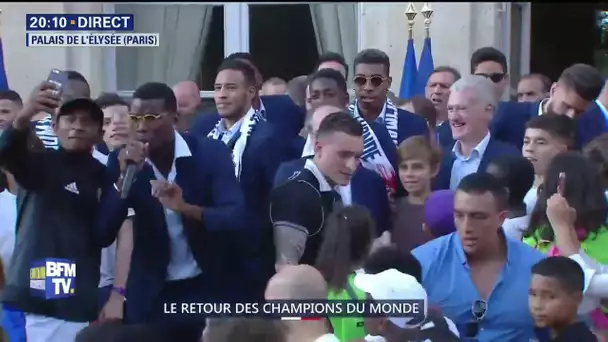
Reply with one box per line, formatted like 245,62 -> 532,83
147,132 -> 201,280
568,251 -> 608,313
304,159 -> 352,205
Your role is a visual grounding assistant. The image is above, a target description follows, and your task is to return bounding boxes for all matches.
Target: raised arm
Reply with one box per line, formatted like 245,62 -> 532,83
0,82 -> 61,189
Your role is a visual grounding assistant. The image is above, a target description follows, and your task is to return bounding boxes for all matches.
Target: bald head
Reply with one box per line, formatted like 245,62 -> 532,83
311,105 -> 343,134
173,81 -> 201,118
265,265 -> 327,300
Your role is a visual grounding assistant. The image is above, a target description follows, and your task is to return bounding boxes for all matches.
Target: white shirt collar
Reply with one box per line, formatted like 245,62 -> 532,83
173,130 -> 192,159
452,132 -> 491,160
259,98 -> 266,114
304,159 -> 337,192
91,147 -> 108,165
538,98 -> 549,116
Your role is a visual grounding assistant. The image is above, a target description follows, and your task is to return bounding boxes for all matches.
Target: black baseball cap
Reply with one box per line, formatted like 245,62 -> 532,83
57,98 -> 104,125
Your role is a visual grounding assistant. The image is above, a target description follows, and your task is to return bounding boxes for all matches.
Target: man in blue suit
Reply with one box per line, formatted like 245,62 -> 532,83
351,49 -> 428,146
190,59 -> 288,298
223,52 -> 305,139
577,80 -> 608,148
275,104 -> 392,235
491,64 -> 604,150
434,75 -> 519,190
103,82 -> 245,342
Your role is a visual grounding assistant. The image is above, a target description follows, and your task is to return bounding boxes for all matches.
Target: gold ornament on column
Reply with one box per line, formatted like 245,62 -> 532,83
420,3 -> 434,39
405,3 -> 418,40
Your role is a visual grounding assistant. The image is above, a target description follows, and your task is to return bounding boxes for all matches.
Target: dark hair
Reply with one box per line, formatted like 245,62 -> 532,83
470,47 -> 508,74
206,318 -> 287,342
217,59 -> 257,87
486,155 -> 535,209
0,90 -> 22,105
531,256 -> 584,293
363,245 -> 422,283
527,151 -> 608,241
75,322 -> 165,342
315,52 -> 349,79
353,49 -> 390,75
316,111 -> 364,139
95,92 -> 128,110
65,70 -> 89,85
521,73 -> 552,92
226,52 -> 256,66
525,113 -> 576,147
132,82 -> 177,112
432,66 -> 462,82
557,64 -> 604,102
583,133 -> 608,188
309,68 -> 348,94
316,205 -> 375,290
408,95 -> 437,127
456,172 -> 509,211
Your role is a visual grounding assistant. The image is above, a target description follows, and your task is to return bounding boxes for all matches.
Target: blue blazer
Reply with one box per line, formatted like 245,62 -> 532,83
396,109 -> 429,143
433,137 -> 520,190
101,134 -> 246,322
577,101 -> 607,148
260,95 -> 306,139
436,121 -> 454,149
274,157 -> 391,235
490,101 -> 537,150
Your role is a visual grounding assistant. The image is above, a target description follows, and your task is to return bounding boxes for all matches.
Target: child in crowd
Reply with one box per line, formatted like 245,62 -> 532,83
393,136 -> 441,251
522,114 -> 575,214
583,133 -> 608,206
529,256 -> 597,342
485,155 -> 535,240
318,205 -> 375,342
422,190 -> 456,239
524,152 -> 608,333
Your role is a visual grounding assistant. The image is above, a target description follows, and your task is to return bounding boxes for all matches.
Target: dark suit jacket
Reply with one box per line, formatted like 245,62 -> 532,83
102,133 -> 246,323
436,121 -> 454,149
273,157 -> 391,234
490,101 -> 538,150
577,101 -> 607,149
396,109 -> 430,143
433,137 -> 520,190
259,95 -> 306,139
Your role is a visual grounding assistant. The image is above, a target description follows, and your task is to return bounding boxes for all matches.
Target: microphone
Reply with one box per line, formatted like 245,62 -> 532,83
120,161 -> 137,200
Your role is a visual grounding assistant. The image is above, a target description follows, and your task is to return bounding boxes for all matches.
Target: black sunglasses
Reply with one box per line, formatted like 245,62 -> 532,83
354,76 -> 386,88
475,72 -> 505,83
464,299 -> 487,338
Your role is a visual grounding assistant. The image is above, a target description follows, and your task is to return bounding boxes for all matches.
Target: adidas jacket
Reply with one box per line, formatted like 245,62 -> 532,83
0,126 -> 123,322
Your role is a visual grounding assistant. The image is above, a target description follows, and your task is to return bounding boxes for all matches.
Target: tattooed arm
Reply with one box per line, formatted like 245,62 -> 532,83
270,180 -> 323,268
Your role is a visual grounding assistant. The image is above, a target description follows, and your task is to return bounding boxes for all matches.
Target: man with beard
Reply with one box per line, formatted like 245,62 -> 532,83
516,73 -> 551,103
172,81 -> 201,133
577,79 -> 608,148
491,63 -> 604,149
424,66 -> 461,148
104,81 -> 245,341
195,59 -> 288,298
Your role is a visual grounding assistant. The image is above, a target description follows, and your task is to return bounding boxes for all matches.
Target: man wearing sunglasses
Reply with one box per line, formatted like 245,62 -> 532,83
351,49 -> 428,148
413,173 -> 545,342
106,81 -> 245,342
491,63 -> 604,150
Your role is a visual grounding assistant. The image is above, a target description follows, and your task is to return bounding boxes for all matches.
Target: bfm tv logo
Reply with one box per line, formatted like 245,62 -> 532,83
30,258 -> 76,299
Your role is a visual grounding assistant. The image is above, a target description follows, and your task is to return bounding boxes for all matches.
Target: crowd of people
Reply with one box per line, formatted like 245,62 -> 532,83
0,45 -> 607,342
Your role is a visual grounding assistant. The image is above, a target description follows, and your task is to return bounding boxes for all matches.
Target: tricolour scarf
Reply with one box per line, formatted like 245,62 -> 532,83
207,108 -> 262,180
348,99 -> 398,192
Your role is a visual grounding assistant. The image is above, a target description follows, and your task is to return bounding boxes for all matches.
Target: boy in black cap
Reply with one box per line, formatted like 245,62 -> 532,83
0,81 -> 123,342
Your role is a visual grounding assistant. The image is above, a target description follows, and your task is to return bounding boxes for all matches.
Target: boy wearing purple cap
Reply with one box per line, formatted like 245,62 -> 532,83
393,136 -> 441,251
423,190 -> 457,238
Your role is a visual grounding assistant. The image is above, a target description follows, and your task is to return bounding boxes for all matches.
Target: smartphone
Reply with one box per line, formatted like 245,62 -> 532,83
46,69 -> 67,97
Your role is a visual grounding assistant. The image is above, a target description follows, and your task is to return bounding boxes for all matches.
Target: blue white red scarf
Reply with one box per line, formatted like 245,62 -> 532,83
348,99 -> 398,192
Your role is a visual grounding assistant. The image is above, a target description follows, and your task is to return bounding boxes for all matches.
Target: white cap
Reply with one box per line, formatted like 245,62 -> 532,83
354,269 -> 428,328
